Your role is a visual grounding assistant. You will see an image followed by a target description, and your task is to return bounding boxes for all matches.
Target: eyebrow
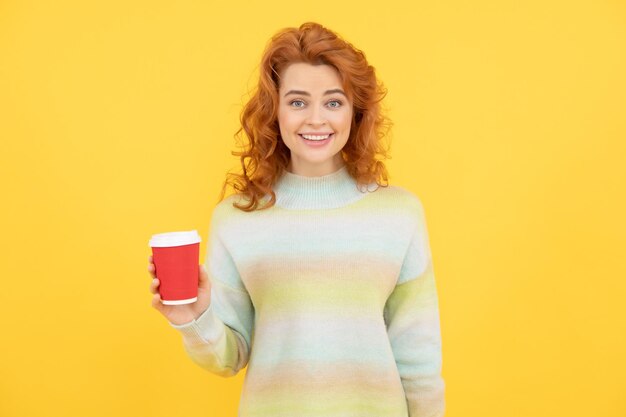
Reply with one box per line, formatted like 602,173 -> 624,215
284,89 -> 347,98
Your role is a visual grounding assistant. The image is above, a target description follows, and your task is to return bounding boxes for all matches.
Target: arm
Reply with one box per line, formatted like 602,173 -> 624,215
170,211 -> 254,378
384,198 -> 445,416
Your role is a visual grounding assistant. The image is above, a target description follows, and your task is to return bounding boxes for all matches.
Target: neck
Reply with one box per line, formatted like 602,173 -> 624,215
286,158 -> 346,177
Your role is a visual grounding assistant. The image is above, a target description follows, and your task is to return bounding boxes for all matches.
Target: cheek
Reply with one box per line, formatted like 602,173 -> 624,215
278,110 -> 297,130
330,110 -> 352,129
277,114 -> 290,136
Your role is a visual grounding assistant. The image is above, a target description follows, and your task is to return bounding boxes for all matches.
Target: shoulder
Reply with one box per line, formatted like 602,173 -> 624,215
374,184 -> 427,218
209,194 -> 248,229
213,193 -> 243,213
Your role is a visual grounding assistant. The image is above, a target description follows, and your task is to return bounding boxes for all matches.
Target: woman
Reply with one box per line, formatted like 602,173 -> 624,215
148,21 -> 445,417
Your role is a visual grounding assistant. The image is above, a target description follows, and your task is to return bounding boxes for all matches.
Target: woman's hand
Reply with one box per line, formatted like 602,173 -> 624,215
148,255 -> 212,326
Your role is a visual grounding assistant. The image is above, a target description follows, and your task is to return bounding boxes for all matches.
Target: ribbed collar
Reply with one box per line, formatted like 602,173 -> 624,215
272,165 -> 376,210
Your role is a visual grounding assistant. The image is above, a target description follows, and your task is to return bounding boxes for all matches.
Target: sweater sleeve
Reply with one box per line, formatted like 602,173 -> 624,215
384,198 -> 445,417
169,209 -> 254,378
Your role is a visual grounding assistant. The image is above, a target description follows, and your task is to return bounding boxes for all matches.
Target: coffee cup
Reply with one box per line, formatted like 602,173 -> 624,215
149,230 -> 201,305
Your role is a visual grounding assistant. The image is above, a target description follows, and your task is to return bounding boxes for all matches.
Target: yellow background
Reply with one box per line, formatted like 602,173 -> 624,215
1,0 -> 624,416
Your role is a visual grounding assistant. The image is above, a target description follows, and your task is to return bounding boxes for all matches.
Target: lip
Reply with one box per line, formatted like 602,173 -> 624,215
298,133 -> 334,146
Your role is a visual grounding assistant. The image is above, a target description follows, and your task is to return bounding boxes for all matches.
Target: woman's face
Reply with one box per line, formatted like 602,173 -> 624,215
277,62 -> 353,177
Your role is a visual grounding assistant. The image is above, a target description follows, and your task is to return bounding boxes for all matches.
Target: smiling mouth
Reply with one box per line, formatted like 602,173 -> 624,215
299,133 -> 334,141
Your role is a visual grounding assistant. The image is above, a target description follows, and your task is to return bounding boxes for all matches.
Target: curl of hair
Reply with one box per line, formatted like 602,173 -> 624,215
218,21 -> 393,212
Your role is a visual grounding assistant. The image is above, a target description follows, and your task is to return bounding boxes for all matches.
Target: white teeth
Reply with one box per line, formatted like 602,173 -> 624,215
301,134 -> 331,141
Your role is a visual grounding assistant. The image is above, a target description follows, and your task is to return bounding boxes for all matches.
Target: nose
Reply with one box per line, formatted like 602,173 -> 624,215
305,103 -> 327,126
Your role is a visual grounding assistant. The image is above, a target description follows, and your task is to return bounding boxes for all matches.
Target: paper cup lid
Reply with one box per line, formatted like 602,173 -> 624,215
149,230 -> 201,247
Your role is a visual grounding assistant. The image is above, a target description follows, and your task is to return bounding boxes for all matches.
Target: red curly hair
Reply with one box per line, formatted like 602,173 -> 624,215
218,21 -> 393,211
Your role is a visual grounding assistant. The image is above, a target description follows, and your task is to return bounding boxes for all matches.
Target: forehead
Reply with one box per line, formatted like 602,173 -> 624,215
278,62 -> 343,91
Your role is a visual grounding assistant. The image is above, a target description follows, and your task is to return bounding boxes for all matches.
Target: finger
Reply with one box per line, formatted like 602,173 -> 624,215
151,292 -> 163,310
148,255 -> 153,262
150,278 -> 159,294
147,263 -> 156,278
198,265 -> 211,289
198,264 -> 208,282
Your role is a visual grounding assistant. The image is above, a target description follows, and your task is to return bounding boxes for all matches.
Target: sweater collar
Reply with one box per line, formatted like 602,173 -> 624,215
272,165 -> 374,210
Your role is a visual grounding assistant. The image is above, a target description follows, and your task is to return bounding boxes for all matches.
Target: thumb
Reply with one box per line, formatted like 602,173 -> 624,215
198,264 -> 210,287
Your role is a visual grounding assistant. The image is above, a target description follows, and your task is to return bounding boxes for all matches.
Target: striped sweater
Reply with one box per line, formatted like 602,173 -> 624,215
170,165 -> 445,416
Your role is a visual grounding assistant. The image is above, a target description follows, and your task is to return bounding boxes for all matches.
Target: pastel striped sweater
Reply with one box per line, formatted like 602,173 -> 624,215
170,165 -> 445,416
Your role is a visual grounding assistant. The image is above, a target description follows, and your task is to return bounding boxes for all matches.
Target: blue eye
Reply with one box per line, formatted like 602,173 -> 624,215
289,99 -> 342,109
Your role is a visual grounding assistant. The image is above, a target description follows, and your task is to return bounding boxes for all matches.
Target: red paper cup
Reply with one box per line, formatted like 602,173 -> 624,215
149,230 -> 201,305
